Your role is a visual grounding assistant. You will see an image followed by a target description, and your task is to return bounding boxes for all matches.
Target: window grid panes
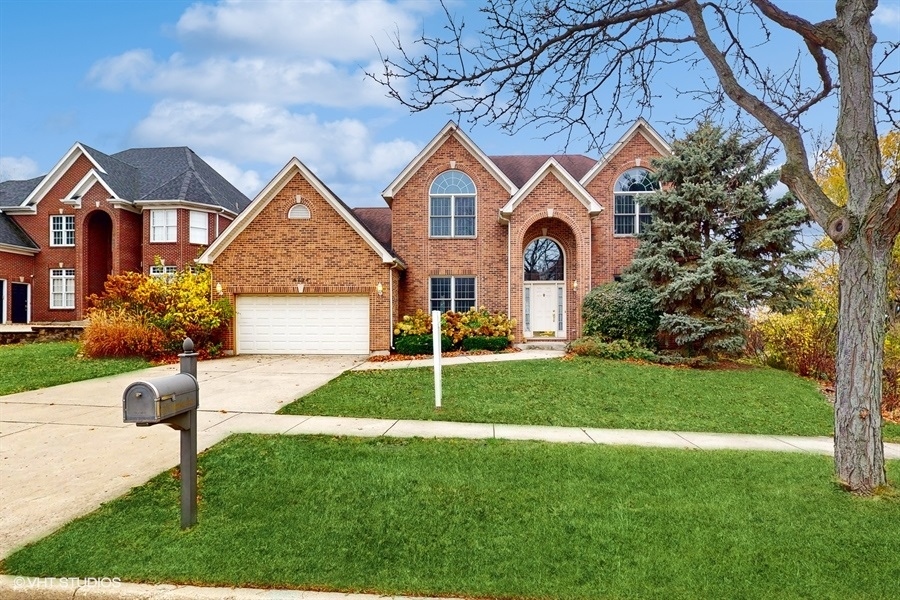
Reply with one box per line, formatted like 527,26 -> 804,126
430,276 -> 476,312
524,287 -> 531,331
189,211 -> 208,245
50,269 -> 75,309
150,265 -> 178,280
151,209 -> 177,242
429,170 -> 476,237
613,168 -> 658,235
50,215 -> 75,246
557,287 -> 564,331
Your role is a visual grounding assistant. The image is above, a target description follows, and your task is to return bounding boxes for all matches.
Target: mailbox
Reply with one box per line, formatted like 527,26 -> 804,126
123,373 -> 199,424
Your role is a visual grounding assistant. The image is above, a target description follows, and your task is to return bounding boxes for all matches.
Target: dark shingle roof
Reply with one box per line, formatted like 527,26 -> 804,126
0,212 -> 39,250
0,176 -> 42,207
353,207 -> 392,248
490,155 -> 597,188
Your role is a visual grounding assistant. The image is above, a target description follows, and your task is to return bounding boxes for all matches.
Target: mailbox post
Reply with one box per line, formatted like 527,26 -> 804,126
123,338 -> 199,529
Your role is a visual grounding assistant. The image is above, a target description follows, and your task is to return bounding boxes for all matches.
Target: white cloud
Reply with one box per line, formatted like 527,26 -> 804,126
202,156 -> 264,198
0,156 -> 41,181
175,0 -> 419,62
89,53 -> 391,108
131,100 -> 419,203
873,4 -> 900,27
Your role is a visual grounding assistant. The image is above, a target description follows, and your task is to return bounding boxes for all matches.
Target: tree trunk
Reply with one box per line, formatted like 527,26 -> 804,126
835,235 -> 888,493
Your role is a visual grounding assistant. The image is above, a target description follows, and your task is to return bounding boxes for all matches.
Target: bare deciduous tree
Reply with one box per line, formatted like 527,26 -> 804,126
373,0 -> 900,493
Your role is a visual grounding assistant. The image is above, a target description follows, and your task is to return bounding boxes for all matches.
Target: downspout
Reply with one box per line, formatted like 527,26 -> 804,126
389,261 -> 398,350
498,210 -> 511,316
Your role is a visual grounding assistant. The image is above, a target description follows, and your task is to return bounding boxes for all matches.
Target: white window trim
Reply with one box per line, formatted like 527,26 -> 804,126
189,211 -> 209,245
613,168 -> 656,237
429,194 -> 477,238
49,269 -> 75,310
150,209 -> 178,243
150,265 -> 178,280
288,204 -> 311,220
429,276 -> 477,313
49,215 -> 75,247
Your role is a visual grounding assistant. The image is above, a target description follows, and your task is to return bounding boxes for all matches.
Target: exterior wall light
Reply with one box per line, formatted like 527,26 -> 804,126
376,282 -> 384,296
573,280 -> 578,290
215,282 -> 223,295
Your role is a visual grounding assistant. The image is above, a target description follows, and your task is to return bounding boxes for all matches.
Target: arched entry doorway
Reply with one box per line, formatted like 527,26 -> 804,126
86,211 -> 113,299
523,236 -> 565,337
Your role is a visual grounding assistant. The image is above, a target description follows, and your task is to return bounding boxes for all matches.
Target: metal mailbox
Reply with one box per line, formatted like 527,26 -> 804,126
123,373 -> 199,424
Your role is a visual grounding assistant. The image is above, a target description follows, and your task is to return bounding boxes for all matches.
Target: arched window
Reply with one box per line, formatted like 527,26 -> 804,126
288,204 -> 311,220
524,238 -> 564,281
614,167 -> 658,235
430,170 -> 476,237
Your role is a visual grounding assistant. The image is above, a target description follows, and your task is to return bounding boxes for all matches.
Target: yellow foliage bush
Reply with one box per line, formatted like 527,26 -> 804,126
393,306 -> 516,347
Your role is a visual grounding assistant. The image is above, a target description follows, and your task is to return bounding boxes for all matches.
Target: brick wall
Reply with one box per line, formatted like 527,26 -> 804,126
209,168 -> 394,353
0,253 -> 36,323
142,209 -> 231,273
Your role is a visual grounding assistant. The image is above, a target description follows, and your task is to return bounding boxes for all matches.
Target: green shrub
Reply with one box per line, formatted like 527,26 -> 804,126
582,283 -> 660,348
393,307 -> 516,354
566,337 -> 659,362
461,336 -> 511,352
393,334 -> 453,356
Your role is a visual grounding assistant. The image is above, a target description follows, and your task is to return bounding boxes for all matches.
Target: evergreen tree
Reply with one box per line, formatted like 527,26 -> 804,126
624,121 -> 814,359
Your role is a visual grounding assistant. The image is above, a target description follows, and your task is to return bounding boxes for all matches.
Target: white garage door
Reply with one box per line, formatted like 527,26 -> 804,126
236,295 -> 369,355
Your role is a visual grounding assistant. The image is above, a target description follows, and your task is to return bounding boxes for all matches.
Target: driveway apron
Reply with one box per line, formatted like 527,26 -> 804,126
0,354 -> 363,558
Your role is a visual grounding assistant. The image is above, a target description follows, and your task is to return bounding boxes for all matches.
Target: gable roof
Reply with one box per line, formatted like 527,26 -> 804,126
490,155 -> 597,188
580,118 -> 672,186
500,157 -> 602,218
0,212 -> 39,253
353,207 -> 392,248
199,158 -> 403,268
381,121 -> 517,204
3,144 -> 251,216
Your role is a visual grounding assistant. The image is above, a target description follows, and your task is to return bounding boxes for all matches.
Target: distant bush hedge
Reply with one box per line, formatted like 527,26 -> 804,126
566,337 -> 659,362
582,283 -> 660,348
393,334 -> 453,356
461,335 -> 511,352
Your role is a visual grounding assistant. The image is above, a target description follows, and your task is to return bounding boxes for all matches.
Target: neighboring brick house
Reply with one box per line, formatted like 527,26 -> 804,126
200,118 -> 670,355
0,143 -> 250,324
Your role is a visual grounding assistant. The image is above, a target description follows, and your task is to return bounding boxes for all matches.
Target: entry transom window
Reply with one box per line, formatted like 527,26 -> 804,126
524,238 -> 564,281
50,268 -> 75,309
151,209 -> 177,242
430,276 -> 476,312
189,211 -> 208,245
50,215 -> 75,247
430,170 -> 476,237
614,167 -> 657,235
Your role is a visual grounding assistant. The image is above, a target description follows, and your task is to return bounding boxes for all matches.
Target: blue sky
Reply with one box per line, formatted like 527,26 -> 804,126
1,0 -> 898,207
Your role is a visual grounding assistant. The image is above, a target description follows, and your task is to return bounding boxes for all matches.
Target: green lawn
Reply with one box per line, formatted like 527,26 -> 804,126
3,435 -> 898,599
281,357 -> 900,440
0,342 -> 149,395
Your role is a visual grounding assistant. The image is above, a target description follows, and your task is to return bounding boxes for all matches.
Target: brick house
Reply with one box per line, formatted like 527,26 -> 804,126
200,118 -> 670,355
0,143 -> 251,324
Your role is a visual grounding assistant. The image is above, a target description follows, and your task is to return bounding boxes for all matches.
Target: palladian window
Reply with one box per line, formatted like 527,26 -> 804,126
613,167 -> 657,235
430,170 -> 476,237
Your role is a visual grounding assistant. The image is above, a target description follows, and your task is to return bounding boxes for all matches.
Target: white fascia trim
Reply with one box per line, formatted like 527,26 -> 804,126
381,120 -> 517,203
580,118 -> 672,186
0,205 -> 36,215
199,158 -> 403,268
501,158 -> 602,217
61,171 -> 121,209
135,200 -> 236,218
0,244 -> 39,256
22,143 -> 108,207
107,200 -> 141,214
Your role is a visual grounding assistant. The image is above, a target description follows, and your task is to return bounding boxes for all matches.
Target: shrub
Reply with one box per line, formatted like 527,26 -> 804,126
582,283 -> 660,348
566,336 -> 659,362
393,309 -> 433,337
393,333 -> 452,356
393,306 -> 516,354
461,335 -> 511,352
83,263 -> 232,359
80,308 -> 168,359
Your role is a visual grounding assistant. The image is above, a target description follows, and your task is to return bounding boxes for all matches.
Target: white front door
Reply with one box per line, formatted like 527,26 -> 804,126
525,283 -> 564,337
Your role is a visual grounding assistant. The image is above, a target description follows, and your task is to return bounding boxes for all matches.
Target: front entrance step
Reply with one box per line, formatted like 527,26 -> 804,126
516,340 -> 568,351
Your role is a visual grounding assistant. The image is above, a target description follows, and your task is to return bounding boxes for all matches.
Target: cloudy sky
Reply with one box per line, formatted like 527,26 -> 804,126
1,0 -> 898,207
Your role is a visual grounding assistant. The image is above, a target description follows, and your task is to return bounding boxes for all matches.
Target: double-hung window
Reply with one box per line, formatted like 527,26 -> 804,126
189,211 -> 208,245
613,167 -> 657,235
151,209 -> 177,242
430,276 -> 476,313
430,170 -> 476,237
149,265 -> 178,280
50,215 -> 75,247
50,269 -> 75,309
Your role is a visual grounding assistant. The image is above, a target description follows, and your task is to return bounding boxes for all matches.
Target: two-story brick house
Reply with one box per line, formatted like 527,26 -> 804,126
199,118 -> 669,355
0,143 -> 251,323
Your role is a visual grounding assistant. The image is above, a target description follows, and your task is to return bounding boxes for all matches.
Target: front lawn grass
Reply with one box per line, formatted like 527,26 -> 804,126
0,342 -> 149,395
3,435 -> 898,599
281,357 -> 900,440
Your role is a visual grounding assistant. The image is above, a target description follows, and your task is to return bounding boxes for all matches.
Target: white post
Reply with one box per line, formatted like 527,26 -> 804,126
432,310 -> 442,409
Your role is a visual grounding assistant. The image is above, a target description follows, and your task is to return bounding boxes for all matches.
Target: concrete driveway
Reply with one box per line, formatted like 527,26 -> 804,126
0,354 -> 364,558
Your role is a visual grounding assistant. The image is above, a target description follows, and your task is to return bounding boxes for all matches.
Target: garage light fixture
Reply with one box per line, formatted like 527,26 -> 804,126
376,282 -> 384,296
